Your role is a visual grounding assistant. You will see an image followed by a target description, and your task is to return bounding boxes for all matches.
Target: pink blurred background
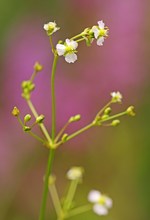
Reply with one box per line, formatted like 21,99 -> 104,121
0,0 -> 150,219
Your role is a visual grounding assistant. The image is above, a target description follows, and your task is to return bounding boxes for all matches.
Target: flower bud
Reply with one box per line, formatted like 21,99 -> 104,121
36,115 -> 45,123
24,114 -> 31,122
126,106 -> 135,116
69,114 -> 81,123
101,115 -> 109,120
34,62 -> 43,72
61,133 -> 68,143
111,119 -> 120,126
104,107 -> 111,115
12,106 -> 20,117
23,126 -> 31,132
66,166 -> 84,180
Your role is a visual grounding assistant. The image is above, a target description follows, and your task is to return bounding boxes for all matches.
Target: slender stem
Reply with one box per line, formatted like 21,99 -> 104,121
100,111 -> 127,122
27,99 -> 52,145
51,55 -> 58,140
48,181 -> 62,217
76,38 -> 85,43
28,131 -> 45,144
95,101 -> 112,118
17,116 -> 24,128
54,121 -> 70,143
30,70 -> 36,82
70,33 -> 85,40
66,123 -> 93,142
39,148 -> 55,220
39,53 -> 58,220
63,180 -> 79,211
49,36 -> 55,54
66,204 -> 92,218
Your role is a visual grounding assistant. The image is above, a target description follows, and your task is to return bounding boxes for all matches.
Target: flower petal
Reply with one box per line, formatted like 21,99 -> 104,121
65,53 -> 77,63
88,190 -> 101,203
105,197 -> 113,208
93,204 -> 108,216
98,20 -> 105,29
56,44 -> 66,56
65,39 -> 78,50
91,26 -> 99,39
97,37 -> 105,46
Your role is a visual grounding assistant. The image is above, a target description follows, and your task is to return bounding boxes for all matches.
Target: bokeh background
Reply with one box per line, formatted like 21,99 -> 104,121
0,0 -> 150,219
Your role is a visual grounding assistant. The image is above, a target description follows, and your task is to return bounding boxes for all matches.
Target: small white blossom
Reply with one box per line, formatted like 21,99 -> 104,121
66,166 -> 84,180
88,190 -> 112,216
91,20 -> 108,46
56,39 -> 78,63
43,21 -> 60,36
111,91 -> 123,103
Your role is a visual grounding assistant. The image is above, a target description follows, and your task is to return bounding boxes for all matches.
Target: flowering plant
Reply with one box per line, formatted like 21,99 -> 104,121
12,20 -> 135,220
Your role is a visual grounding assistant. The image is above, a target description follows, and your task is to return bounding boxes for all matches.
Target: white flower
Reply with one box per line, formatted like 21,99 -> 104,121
111,91 -> 123,103
88,190 -> 112,216
66,166 -> 84,180
56,39 -> 78,63
43,21 -> 60,36
91,20 -> 108,46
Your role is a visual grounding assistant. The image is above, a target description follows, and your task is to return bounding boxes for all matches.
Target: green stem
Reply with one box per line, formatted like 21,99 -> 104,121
70,33 -> 84,40
27,99 -> 52,145
101,111 -> 127,122
54,121 -> 70,143
48,181 -> 62,217
95,101 -> 112,118
30,70 -> 37,82
63,179 -> 79,211
51,55 -> 58,140
28,131 -> 45,144
66,123 -> 93,142
49,36 -> 55,54
17,116 -> 24,128
66,204 -> 92,218
39,54 -> 58,220
39,148 -> 55,220
76,38 -> 85,43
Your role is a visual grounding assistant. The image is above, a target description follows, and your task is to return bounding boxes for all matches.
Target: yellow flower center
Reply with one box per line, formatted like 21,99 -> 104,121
98,196 -> 106,205
99,29 -> 107,37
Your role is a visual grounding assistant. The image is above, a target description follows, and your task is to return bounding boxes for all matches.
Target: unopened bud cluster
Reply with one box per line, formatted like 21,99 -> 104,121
21,80 -> 35,100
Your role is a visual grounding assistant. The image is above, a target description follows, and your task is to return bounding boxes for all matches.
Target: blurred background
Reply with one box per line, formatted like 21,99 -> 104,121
0,0 -> 150,219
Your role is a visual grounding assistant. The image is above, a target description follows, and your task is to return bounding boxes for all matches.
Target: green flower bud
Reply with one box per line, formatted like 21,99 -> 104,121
111,119 -> 120,126
126,106 -> 135,116
28,83 -> 35,91
61,133 -> 68,143
34,62 -> 43,72
24,114 -> 31,122
21,93 -> 30,100
69,114 -> 81,123
21,81 -> 28,89
104,107 -> 111,115
101,114 -> 109,120
84,36 -> 93,46
36,115 -> 45,123
12,106 -> 20,117
23,126 -> 31,132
